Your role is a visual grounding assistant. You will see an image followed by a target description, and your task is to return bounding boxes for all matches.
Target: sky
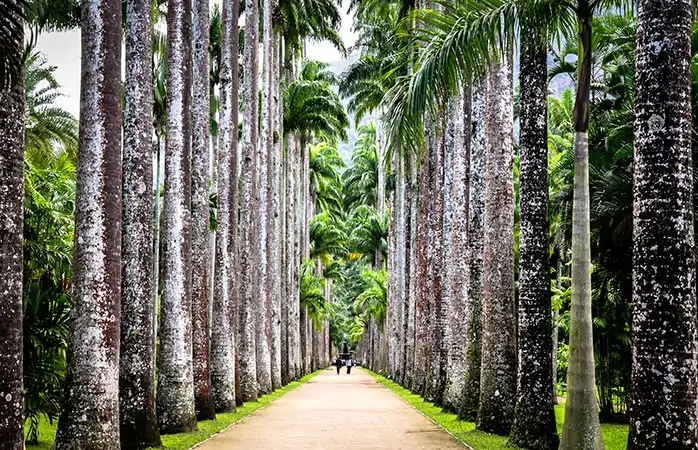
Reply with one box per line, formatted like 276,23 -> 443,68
35,0 -> 357,119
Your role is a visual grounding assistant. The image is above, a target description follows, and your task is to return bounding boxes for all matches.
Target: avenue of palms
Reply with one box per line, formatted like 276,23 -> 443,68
0,0 -> 696,449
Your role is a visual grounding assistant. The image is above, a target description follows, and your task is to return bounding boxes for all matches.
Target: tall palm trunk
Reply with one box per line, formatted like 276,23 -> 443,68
0,6 -> 24,446
54,0 -> 123,445
191,0 -> 215,421
393,145 -> 407,384
227,0 -> 242,408
404,151 -> 418,389
211,0 -> 237,413
239,0 -> 260,401
477,53 -> 516,436
510,23 -> 559,449
458,80 -> 485,422
255,0 -> 274,396
156,0 -> 197,433
628,0 -> 698,447
443,89 -> 471,413
120,0 -> 162,445
413,124 -> 432,395
560,3 -> 603,447
426,111 -> 447,405
387,148 -> 398,380
284,128 -> 299,382
269,29 -> 283,390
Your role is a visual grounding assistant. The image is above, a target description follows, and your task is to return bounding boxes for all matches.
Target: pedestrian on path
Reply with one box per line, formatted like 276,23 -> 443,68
346,358 -> 353,375
334,356 -> 344,375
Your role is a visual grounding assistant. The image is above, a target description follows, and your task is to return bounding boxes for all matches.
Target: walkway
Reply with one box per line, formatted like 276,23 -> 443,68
198,368 -> 465,449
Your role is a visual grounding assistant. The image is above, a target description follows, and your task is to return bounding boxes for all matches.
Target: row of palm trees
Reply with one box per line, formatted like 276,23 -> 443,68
346,0 -> 698,448
0,0 -> 349,448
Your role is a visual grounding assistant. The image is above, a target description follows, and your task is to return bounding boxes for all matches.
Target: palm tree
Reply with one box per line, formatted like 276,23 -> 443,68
156,0 -> 198,433
442,89 -> 470,413
309,142 -> 345,214
255,0 -> 274,396
628,0 -> 698,447
0,2 -> 25,447
239,0 -> 260,401
509,16 -> 559,449
211,0 -> 237,414
192,0 -> 216,421
53,0 -> 122,446
119,0 -> 162,446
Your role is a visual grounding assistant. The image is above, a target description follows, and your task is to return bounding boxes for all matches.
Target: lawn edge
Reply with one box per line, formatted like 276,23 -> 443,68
363,368 -> 475,450
186,369 -> 323,450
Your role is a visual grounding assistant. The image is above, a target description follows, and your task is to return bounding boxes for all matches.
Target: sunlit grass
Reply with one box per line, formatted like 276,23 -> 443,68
368,371 -> 628,450
26,371 -> 320,450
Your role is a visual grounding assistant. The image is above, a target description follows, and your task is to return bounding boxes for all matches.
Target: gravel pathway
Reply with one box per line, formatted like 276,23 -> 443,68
197,368 -> 466,449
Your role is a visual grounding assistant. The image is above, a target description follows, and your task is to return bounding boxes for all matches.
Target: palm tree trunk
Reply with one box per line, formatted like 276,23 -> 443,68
459,80 -> 485,423
628,0 -> 698,447
239,0 -> 260,402
443,88 -> 471,414
255,0 -> 274,396
285,129 -> 299,382
510,23 -> 559,449
413,124 -> 432,394
393,146 -> 407,385
293,134 -> 302,377
228,0 -> 242,408
54,0 -> 123,445
0,9 -> 24,446
269,29 -> 283,390
426,111 -> 447,405
120,0 -> 162,445
191,0 -> 216,421
404,151 -> 418,389
156,0 -> 198,433
560,3 -> 604,447
477,53 -> 516,436
387,149 -> 398,380
210,0 -> 238,413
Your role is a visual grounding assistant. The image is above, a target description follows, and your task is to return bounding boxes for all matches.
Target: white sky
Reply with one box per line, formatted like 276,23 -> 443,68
35,0 -> 357,118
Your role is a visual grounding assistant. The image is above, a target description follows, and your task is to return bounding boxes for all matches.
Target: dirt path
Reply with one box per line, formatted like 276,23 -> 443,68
197,368 -> 465,449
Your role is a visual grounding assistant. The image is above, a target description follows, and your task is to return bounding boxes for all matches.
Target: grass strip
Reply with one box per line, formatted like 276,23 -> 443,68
366,370 -> 628,450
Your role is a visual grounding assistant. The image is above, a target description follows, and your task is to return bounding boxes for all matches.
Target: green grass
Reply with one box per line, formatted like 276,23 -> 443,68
368,371 -> 629,450
26,371 -> 320,450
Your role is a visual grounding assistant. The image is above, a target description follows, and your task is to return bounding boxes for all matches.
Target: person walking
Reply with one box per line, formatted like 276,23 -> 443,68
346,358 -> 353,375
334,356 -> 344,375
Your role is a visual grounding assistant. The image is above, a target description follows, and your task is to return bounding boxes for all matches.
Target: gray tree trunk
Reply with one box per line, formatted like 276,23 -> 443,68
403,152 -> 418,389
0,9 -> 24,446
426,112 -> 447,405
510,25 -> 559,449
284,124 -> 297,384
239,0 -> 260,402
54,0 -> 123,445
459,80 -> 485,423
443,89 -> 471,414
255,0 -> 274,395
192,0 -> 216,421
156,0 -> 197,433
477,55 -> 517,436
628,0 -> 698,447
120,0 -> 162,445
211,0 -> 238,413
269,30 -> 283,390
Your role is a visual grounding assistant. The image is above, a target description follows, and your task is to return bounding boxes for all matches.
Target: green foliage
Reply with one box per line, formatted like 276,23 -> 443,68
300,259 -> 328,331
348,205 -> 388,267
284,60 -> 349,146
309,142 -> 346,214
353,268 -> 387,331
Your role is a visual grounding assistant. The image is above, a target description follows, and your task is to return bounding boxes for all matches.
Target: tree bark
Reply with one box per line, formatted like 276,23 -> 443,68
628,0 -> 698,447
120,0 -> 162,445
269,30 -> 283,390
156,0 -> 198,433
459,80 -> 485,422
55,0 -> 123,445
426,110 -> 447,405
443,89 -> 471,413
191,0 -> 216,421
239,0 -> 260,402
560,3 -> 604,447
211,0 -> 238,413
0,8 -> 24,446
510,24 -> 559,449
404,151 -> 418,389
255,0 -> 273,396
477,55 -> 517,436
